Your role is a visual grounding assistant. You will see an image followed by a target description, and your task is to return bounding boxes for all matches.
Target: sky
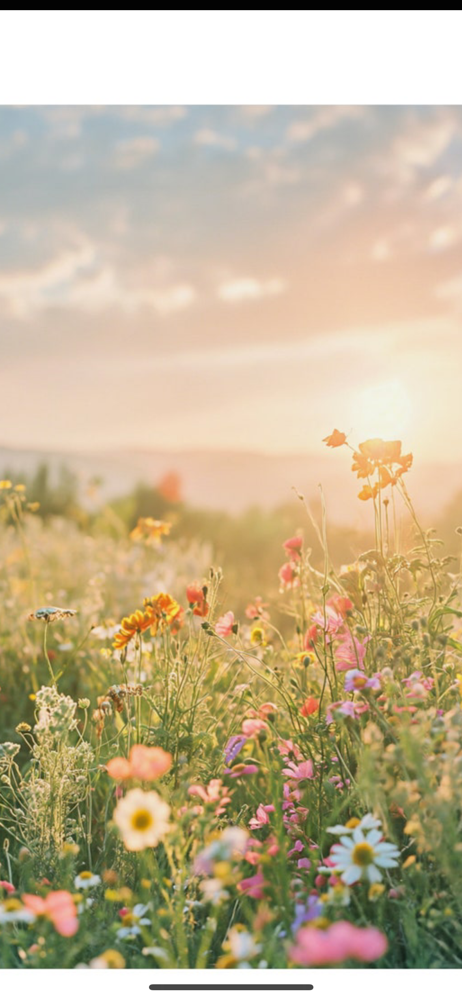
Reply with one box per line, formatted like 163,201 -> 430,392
1,104 -> 462,463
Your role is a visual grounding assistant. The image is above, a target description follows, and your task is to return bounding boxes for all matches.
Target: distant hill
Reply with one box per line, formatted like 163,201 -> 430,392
0,444 -> 461,526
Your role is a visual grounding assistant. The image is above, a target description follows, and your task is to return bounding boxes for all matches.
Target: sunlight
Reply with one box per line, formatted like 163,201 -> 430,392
352,380 -> 412,441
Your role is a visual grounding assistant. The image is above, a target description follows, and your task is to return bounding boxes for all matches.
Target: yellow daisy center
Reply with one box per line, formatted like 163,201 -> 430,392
352,842 -> 375,866
79,871 -> 92,880
131,808 -> 153,831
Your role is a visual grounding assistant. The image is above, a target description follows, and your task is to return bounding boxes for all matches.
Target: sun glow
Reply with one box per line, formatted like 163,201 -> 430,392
352,380 -> 412,441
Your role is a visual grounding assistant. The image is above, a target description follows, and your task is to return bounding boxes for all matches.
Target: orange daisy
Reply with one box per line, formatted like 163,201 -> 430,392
113,609 -> 154,650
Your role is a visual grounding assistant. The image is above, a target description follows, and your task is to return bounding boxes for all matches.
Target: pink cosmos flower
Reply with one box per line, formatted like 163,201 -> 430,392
289,920 -> 388,966
22,891 -> 78,937
215,611 -> 235,637
188,779 -> 231,816
258,702 -> 278,720
312,608 -> 344,637
241,717 -> 269,738
249,803 -> 275,829
344,669 -> 380,692
283,535 -> 303,560
237,870 -> 266,899
335,635 -> 369,672
282,759 -> 314,782
326,701 -> 368,724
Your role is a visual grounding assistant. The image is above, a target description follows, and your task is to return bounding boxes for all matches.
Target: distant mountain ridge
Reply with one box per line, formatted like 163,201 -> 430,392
0,444 -> 461,525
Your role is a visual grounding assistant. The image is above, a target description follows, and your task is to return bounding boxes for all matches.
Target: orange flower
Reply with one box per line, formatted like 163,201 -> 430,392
130,518 -> 171,545
113,609 -> 154,649
301,697 -> 319,717
398,452 -> 413,473
323,429 -> 347,448
351,452 -> 374,479
106,744 -> 172,783
358,484 -> 378,502
143,592 -> 181,635
358,439 -> 402,464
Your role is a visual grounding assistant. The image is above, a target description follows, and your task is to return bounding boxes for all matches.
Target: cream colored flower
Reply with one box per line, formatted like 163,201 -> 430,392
113,788 -> 170,852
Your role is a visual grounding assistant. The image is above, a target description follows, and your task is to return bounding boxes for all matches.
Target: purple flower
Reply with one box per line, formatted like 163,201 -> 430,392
224,735 -> 247,764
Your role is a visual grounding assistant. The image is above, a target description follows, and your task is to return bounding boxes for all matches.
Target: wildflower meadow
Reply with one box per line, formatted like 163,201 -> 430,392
0,433 -> 462,970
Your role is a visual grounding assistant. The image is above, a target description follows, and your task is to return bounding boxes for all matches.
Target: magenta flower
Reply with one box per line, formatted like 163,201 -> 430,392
289,920 -> 388,966
215,611 -> 235,637
237,870 -> 266,899
335,635 -> 369,672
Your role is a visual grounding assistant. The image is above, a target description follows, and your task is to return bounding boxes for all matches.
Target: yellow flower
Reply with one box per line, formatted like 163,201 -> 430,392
90,949 -> 126,969
456,673 -> 462,699
113,609 -> 154,649
0,480 -> 12,489
250,625 -> 266,646
368,882 -> 385,900
130,518 -> 171,545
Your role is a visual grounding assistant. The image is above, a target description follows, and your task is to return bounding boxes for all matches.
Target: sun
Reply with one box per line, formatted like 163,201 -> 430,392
352,380 -> 412,441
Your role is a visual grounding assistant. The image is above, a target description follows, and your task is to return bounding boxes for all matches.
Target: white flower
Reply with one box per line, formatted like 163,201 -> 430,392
116,903 -> 151,939
0,901 -> 35,924
113,788 -> 170,852
320,821 -> 400,885
74,871 -> 101,889
200,878 -> 230,905
226,927 -> 261,964
326,813 -> 382,836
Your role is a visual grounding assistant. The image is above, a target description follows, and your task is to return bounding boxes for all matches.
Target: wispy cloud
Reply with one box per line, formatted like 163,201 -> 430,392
217,277 -> 287,303
115,136 -> 159,170
194,128 -> 236,150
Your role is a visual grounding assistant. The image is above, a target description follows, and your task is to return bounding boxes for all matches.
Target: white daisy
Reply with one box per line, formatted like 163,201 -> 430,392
320,823 -> 399,885
326,813 -> 382,836
113,788 -> 170,852
116,903 -> 151,939
74,871 -> 101,890
0,900 -> 35,924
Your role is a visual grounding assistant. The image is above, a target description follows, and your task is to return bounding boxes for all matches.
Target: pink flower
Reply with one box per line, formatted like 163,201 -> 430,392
278,562 -> 299,590
326,701 -> 368,724
282,759 -> 314,782
188,779 -> 231,816
249,803 -> 275,829
22,891 -> 78,937
283,535 -> 303,560
258,702 -> 278,720
335,635 -> 369,672
0,880 -> 15,894
237,870 -> 266,899
312,608 -> 344,637
242,717 -> 269,738
215,611 -> 235,637
327,594 -> 353,617
289,920 -> 388,966
225,762 -> 259,777
344,669 -> 380,692
245,597 -> 270,621
106,744 -> 172,783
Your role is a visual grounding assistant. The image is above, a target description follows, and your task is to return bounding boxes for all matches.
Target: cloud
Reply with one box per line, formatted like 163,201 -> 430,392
115,136 -> 159,170
0,244 -> 196,318
392,115 -> 457,169
194,128 -> 236,150
286,106 -> 364,144
117,106 -> 187,126
217,277 -> 287,303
